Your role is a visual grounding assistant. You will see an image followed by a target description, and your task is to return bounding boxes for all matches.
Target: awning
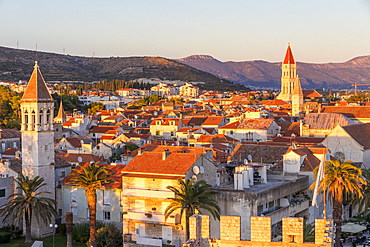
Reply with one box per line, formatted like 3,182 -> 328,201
341,223 -> 366,233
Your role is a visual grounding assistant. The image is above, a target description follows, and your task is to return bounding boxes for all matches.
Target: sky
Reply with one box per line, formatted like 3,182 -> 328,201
1,0 -> 369,63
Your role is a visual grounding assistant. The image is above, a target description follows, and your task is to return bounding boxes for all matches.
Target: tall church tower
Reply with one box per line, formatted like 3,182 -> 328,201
20,62 -> 55,237
277,44 -> 297,102
291,76 -> 304,116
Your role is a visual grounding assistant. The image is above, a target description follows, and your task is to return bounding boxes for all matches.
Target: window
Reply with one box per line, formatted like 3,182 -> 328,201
170,132 -> 174,136
170,121 -> 174,126
104,211 -> 111,221
0,189 -> 5,197
230,130 -> 234,135
156,131 -> 160,136
156,121 -> 161,126
103,190 -> 111,205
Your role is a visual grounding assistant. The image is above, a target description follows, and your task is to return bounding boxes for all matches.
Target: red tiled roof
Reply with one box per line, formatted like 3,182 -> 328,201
123,146 -> 205,176
303,90 -> 322,98
21,62 -> 53,101
219,118 -> 275,130
321,106 -> 370,119
90,126 -> 119,133
202,116 -> 225,126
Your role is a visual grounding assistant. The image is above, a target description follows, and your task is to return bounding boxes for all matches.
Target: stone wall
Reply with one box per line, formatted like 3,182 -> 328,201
185,215 -> 333,247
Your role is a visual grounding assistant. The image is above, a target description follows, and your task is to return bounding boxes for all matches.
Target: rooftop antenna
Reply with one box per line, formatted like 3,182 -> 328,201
63,47 -> 65,55
17,40 -> 19,49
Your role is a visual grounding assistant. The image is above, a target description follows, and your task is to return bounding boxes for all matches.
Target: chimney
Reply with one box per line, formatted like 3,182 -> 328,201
138,148 -> 142,156
162,149 -> 171,160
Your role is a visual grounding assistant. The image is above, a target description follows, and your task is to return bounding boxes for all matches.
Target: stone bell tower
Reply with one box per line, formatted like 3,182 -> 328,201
277,43 -> 298,102
20,61 -> 55,237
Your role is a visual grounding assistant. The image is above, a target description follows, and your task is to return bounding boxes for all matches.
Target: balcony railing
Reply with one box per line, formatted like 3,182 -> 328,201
122,211 -> 180,224
122,188 -> 174,199
264,199 -> 309,225
136,236 -> 162,247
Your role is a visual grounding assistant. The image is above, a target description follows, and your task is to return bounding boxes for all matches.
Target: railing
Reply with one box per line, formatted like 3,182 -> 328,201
136,236 -> 162,246
264,199 -> 309,225
122,211 -> 179,224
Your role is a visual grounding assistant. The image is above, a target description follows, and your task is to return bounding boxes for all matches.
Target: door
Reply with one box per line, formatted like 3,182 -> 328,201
135,223 -> 145,237
162,226 -> 172,245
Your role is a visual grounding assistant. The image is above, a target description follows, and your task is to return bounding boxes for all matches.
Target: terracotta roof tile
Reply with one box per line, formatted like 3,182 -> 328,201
322,106 -> 370,119
219,118 -> 275,130
123,146 -> 205,176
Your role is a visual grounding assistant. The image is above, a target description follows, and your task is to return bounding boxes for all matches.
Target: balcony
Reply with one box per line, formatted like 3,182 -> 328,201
136,236 -> 162,246
264,199 -> 309,225
122,211 -> 180,224
122,188 -> 174,199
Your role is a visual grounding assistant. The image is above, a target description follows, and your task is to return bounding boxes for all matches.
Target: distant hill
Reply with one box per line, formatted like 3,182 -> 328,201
0,46 -> 246,91
175,55 -> 370,90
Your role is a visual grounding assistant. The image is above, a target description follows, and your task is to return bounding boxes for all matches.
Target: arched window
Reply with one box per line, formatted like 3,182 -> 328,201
47,109 -> 51,124
39,110 -> 43,127
24,110 -> 29,124
31,110 -> 36,125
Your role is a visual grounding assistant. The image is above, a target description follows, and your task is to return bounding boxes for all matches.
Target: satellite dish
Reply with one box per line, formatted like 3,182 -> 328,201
193,166 -> 200,175
247,155 -> 252,161
277,134 -> 282,137
192,175 -> 198,181
77,157 -> 82,162
291,134 -> 296,137
199,166 -> 205,174
244,159 -> 248,165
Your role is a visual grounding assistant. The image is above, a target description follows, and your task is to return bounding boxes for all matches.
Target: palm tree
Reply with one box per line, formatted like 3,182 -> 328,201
354,168 -> 370,213
69,162 -> 114,247
310,159 -> 366,247
0,175 -> 57,243
164,179 -> 220,240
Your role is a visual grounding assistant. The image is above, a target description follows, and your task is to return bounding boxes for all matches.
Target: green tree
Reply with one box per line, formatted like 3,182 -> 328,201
310,159 -> 366,247
303,220 -> 315,242
0,175 -> 57,243
69,162 -> 114,247
109,152 -> 121,163
125,143 -> 139,151
0,86 -> 21,129
164,179 -> 220,240
86,102 -> 106,115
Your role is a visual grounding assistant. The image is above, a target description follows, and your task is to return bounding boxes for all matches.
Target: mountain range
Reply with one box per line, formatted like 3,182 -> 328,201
175,54 -> 370,90
0,46 -> 245,91
1,45 -> 369,91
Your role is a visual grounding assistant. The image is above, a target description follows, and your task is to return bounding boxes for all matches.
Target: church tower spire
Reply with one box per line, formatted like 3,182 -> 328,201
54,100 -> 66,124
276,43 -> 298,102
291,76 -> 304,116
20,61 -> 55,238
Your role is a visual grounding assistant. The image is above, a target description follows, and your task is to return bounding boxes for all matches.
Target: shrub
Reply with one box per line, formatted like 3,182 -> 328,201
96,223 -> 122,247
59,223 -> 66,236
0,232 -> 11,243
72,221 -> 106,243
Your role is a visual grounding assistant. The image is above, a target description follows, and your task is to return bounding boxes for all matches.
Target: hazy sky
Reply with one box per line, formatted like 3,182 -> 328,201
1,0 -> 369,63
